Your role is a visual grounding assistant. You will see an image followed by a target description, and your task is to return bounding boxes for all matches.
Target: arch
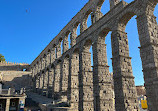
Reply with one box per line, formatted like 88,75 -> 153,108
65,30 -> 71,36
100,0 -> 110,15
56,38 -> 63,57
64,30 -> 71,50
78,39 -> 94,110
52,44 -> 57,58
83,39 -> 93,50
98,28 -> 112,71
74,22 -> 81,36
118,12 -> 135,31
99,28 -> 111,38
92,28 -> 114,111
84,10 -> 93,28
96,0 -> 105,12
59,38 -> 63,55
111,8 -> 150,110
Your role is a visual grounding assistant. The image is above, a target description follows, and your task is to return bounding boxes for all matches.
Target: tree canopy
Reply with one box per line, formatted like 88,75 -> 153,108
0,54 -> 5,62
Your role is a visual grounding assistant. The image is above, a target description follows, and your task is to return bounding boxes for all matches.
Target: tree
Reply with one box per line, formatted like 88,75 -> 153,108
0,54 -> 5,62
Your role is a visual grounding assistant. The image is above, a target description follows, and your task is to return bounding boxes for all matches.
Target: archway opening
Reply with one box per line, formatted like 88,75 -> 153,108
124,0 -> 134,3
57,38 -> 62,58
63,31 -> 71,53
118,11 -> 145,85
105,31 -> 112,73
87,12 -> 93,28
154,4 -> 158,23
61,40 -> 63,55
52,44 -> 57,60
100,0 -> 110,15
92,29 -> 114,111
68,33 -> 71,48
76,23 -> 80,36
116,12 -> 146,110
125,15 -> 144,86
55,47 -> 57,58
90,46 -> 93,70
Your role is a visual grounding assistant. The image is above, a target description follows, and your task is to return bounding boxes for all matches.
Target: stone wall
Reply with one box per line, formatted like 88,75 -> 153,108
0,62 -> 31,90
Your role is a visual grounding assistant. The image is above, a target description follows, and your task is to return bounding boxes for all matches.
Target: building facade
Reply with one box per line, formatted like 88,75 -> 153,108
0,83 -> 26,111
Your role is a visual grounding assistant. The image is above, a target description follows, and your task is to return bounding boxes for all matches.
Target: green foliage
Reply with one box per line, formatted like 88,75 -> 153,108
0,54 -> 5,62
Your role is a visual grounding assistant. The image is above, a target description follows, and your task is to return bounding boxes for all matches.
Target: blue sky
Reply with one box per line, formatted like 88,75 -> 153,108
0,0 -> 158,85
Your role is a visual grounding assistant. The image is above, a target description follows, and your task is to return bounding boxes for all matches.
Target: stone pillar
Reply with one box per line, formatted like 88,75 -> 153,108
48,68 -> 54,98
40,59 -> 43,71
45,70 -> 49,96
70,30 -> 77,47
36,76 -> 39,92
51,47 -> 56,63
37,76 -> 40,93
109,0 -> 120,9
111,30 -> 139,111
39,73 -> 43,94
42,72 -> 47,95
61,57 -> 69,102
42,58 -> 45,70
63,36 -> 69,53
79,48 -> 94,111
136,13 -> 158,111
47,52 -> 51,65
34,65 -> 37,76
6,99 -> 10,111
91,11 -> 103,24
32,77 -> 36,92
92,39 -> 114,111
80,20 -> 87,33
57,42 -> 62,58
54,63 -> 61,100
38,63 -> 40,73
70,53 -> 79,110
45,56 -> 48,68
31,67 -> 34,77
52,67 -> 56,99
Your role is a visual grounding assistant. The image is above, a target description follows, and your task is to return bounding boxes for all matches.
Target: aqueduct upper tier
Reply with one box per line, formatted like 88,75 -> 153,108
30,0 -> 158,111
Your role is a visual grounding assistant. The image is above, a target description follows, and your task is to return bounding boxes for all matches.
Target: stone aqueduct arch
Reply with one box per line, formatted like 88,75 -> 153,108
31,0 -> 158,110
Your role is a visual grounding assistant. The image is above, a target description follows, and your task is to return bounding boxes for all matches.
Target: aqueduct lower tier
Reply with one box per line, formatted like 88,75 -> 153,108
30,0 -> 158,111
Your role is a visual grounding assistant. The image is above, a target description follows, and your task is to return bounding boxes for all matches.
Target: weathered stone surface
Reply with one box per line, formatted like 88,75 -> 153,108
30,0 -> 158,110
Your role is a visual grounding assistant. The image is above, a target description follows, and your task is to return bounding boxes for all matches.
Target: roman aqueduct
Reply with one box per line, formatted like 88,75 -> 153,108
30,0 -> 158,110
